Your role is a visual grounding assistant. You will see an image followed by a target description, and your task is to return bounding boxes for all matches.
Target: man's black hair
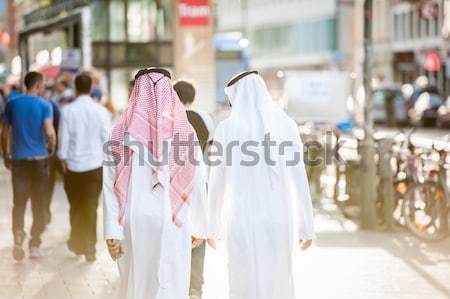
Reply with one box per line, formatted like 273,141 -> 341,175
24,72 -> 44,90
75,73 -> 93,95
173,80 -> 196,105
60,80 -> 70,88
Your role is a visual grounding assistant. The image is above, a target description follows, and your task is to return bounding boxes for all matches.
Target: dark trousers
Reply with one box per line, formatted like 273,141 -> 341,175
11,159 -> 50,247
64,167 -> 102,256
190,242 -> 206,297
44,156 -> 59,223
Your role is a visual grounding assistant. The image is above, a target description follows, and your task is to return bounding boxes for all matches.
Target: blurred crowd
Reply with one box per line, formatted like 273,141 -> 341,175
0,70 -> 116,262
0,70 -> 116,124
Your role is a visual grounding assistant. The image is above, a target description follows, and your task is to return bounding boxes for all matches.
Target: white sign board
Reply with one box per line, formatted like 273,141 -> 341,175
61,48 -> 81,70
284,71 -> 350,124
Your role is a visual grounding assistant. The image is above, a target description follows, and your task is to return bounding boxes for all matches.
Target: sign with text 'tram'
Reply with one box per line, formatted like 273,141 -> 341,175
178,0 -> 210,26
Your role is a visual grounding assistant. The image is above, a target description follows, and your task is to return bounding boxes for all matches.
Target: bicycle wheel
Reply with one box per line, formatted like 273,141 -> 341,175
402,182 -> 450,241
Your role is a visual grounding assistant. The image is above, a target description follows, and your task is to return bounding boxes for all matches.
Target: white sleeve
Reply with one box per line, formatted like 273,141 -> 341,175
207,123 -> 227,239
57,108 -> 70,160
103,149 -> 124,240
100,108 -> 112,144
196,110 -> 215,142
203,113 -> 215,142
287,130 -> 316,241
189,149 -> 209,239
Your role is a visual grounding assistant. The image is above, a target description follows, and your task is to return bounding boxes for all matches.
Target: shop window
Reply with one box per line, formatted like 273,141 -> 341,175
110,0 -> 126,41
127,0 -> 157,42
91,0 -> 126,42
157,0 -> 173,41
91,0 -> 172,43
91,0 -> 108,42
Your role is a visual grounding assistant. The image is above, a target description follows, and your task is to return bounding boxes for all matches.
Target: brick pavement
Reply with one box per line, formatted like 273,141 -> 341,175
0,166 -> 449,299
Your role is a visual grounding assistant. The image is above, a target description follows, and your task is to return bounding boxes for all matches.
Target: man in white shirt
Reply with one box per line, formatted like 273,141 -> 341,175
57,73 -> 111,262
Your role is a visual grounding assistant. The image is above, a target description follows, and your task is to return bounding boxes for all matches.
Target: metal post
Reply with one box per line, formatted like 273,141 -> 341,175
18,33 -> 29,81
106,0 -> 112,97
360,0 -> 378,230
378,138 -> 395,231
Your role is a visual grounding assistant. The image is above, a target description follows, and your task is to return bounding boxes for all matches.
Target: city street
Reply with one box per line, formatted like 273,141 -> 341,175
0,165 -> 449,299
374,126 -> 449,147
2,1 -> 450,299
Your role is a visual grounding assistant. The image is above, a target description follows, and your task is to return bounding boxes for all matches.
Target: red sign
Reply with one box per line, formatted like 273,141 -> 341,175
178,0 -> 210,26
424,52 -> 441,72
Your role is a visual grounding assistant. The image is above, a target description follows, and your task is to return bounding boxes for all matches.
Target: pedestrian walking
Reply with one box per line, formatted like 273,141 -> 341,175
45,96 -> 61,225
57,73 -> 111,262
173,80 -> 214,299
103,68 -> 208,299
6,83 -> 22,101
208,71 -> 315,299
55,80 -> 74,107
1,71 -> 56,261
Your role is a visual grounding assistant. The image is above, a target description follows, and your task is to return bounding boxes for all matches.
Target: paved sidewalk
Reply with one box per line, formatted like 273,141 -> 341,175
0,168 -> 118,299
0,166 -> 449,299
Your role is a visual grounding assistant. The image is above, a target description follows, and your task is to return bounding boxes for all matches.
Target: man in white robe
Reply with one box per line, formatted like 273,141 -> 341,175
103,68 -> 208,299
208,71 -> 315,299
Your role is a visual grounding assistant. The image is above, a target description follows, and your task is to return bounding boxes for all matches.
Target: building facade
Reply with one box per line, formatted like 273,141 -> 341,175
391,0 -> 448,94
215,0 -> 357,98
11,0 -> 216,112
215,0 -> 450,99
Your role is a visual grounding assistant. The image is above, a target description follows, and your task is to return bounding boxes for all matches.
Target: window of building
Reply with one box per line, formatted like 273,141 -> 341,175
394,14 -> 399,41
127,0 -> 157,42
416,8 -> 421,39
409,10 -> 414,39
156,0 -> 173,41
399,13 -> 405,40
90,0 -> 172,42
110,67 -> 140,113
110,0 -> 126,41
91,0 -> 108,41
420,15 -> 427,37
250,18 -> 336,58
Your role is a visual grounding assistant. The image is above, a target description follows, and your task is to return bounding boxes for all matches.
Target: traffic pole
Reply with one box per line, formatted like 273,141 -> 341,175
360,0 -> 378,230
378,138 -> 395,231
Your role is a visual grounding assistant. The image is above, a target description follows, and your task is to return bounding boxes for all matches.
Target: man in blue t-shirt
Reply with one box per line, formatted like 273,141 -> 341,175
1,71 -> 56,261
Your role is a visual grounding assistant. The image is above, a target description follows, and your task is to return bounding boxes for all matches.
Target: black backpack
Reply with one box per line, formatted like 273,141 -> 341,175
186,110 -> 209,153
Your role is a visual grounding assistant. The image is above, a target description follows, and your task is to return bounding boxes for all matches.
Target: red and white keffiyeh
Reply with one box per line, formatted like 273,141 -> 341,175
110,71 -> 197,227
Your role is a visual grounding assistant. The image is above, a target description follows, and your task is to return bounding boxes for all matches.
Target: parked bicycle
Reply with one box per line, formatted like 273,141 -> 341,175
402,138 -> 450,241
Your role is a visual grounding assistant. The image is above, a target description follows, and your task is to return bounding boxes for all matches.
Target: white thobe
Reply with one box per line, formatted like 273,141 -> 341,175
103,141 -> 208,299
208,119 -> 315,299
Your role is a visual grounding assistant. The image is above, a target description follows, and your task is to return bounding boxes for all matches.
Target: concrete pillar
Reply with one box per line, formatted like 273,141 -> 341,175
174,0 -> 216,113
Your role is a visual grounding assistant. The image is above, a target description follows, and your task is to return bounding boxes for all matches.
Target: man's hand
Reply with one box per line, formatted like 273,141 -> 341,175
47,143 -> 56,156
3,155 -> 12,170
43,118 -> 56,156
60,160 -> 67,174
106,239 -> 125,261
207,239 -> 217,249
192,237 -> 204,249
2,124 -> 12,169
300,240 -> 313,251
